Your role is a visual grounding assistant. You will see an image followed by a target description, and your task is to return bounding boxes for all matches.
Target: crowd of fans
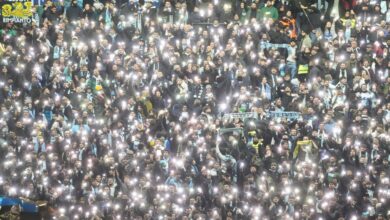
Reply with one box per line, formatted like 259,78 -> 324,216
0,0 -> 389,219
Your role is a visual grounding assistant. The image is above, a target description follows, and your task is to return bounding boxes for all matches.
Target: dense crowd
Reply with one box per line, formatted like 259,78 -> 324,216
0,0 -> 389,219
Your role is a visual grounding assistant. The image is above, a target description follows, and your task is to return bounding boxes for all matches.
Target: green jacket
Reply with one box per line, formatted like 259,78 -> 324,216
259,6 -> 279,20
239,9 -> 249,23
87,76 -> 98,92
0,28 -> 17,38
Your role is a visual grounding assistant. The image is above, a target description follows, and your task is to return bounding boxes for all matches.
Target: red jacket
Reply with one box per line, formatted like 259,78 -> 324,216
340,0 -> 357,10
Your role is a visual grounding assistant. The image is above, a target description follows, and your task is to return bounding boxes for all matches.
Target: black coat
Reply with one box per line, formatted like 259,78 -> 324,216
66,6 -> 83,21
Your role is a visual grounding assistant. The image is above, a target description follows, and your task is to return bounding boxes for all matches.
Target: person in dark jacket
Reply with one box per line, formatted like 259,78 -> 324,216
66,0 -> 83,22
